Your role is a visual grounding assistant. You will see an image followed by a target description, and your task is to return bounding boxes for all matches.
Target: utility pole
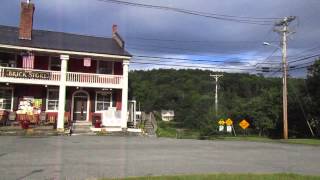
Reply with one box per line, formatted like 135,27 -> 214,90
210,74 -> 223,116
274,16 -> 296,139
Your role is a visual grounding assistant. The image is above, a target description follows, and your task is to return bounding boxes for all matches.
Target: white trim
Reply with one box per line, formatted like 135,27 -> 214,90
0,44 -> 131,60
46,88 -> 59,112
0,86 -> 14,111
121,60 -> 129,128
71,90 -> 90,122
95,91 -> 113,113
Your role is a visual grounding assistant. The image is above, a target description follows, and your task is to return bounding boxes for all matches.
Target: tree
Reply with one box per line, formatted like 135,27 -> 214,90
306,58 -> 320,136
129,68 -> 312,138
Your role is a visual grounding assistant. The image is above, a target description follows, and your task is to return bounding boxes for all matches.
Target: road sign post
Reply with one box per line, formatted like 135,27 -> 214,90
218,119 -> 225,132
239,119 -> 250,136
225,118 -> 233,133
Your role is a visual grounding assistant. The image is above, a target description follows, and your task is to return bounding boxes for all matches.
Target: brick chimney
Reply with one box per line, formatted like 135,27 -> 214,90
19,0 -> 35,40
112,24 -> 125,48
112,24 -> 118,35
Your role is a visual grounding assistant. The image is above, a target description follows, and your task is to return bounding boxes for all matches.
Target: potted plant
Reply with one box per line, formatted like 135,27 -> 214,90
94,119 -> 102,128
20,119 -> 30,129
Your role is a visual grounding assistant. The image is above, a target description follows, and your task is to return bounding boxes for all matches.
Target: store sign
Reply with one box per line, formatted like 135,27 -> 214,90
84,57 -> 91,67
4,69 -> 51,80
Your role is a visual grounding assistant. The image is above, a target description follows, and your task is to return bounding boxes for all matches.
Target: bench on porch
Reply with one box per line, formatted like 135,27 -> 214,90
46,112 -> 71,128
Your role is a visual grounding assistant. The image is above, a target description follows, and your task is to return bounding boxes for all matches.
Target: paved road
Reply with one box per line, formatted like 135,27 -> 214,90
0,136 -> 319,180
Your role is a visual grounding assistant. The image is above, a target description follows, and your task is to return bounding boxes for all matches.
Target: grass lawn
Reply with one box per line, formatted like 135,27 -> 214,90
156,121 -> 320,146
281,139 -> 320,146
103,173 -> 320,180
214,136 -> 320,146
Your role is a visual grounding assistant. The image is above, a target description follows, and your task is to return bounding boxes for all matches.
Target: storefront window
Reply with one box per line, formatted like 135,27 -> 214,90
98,61 -> 113,74
49,57 -> 61,71
96,92 -> 112,111
47,89 -> 59,111
0,53 -> 16,67
0,88 -> 12,110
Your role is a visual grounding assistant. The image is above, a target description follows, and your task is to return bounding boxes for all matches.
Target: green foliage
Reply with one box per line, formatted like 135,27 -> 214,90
129,67 -> 318,138
306,58 -> 320,136
156,121 -> 177,138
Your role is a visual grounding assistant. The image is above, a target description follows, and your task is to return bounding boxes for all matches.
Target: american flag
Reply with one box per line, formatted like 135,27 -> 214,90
22,53 -> 34,69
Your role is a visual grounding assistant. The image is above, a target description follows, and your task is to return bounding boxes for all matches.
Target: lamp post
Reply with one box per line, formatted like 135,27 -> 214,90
263,41 -> 288,139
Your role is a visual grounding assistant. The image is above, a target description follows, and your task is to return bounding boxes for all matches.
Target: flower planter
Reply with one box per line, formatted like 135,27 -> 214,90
20,120 -> 30,129
94,120 -> 102,128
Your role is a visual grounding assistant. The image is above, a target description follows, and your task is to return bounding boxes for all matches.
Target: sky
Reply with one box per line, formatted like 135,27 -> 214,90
0,0 -> 320,77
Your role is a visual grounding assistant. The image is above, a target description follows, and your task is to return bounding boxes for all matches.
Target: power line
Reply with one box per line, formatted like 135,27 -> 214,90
289,53 -> 320,64
126,37 -> 280,44
289,44 -> 320,59
255,48 -> 280,67
132,57 -> 250,65
128,46 -> 254,56
130,61 -> 257,71
97,0 -> 278,25
132,54 -> 256,63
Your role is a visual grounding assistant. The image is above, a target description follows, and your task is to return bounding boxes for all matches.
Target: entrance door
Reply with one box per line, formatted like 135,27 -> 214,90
72,92 -> 89,122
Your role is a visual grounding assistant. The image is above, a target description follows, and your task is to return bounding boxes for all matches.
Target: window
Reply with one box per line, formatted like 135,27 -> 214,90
47,89 -> 59,111
49,57 -> 61,71
0,53 -> 16,67
95,92 -> 112,111
98,61 -> 113,74
0,88 -> 13,110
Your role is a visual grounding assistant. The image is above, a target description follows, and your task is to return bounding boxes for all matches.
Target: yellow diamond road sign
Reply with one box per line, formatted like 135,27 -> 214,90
225,118 -> 233,126
239,119 -> 250,129
218,119 -> 225,125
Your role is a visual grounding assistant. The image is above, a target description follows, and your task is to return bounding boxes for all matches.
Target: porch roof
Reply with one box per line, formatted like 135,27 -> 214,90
0,25 -> 131,59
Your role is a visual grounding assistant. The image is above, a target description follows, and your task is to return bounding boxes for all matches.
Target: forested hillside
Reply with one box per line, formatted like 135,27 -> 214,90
129,60 -> 320,138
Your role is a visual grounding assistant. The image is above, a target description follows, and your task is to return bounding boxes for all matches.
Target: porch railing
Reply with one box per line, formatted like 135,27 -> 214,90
67,72 -> 122,85
0,66 -> 123,87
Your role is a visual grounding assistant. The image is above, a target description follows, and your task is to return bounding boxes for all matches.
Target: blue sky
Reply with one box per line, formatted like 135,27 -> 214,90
1,0 -> 320,77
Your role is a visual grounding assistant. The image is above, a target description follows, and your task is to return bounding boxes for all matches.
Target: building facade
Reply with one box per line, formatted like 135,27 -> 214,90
161,110 -> 175,122
0,1 -> 131,131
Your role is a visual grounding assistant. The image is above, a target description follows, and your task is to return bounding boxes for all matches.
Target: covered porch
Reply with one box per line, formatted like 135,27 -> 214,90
0,50 -> 130,132
0,83 -> 126,130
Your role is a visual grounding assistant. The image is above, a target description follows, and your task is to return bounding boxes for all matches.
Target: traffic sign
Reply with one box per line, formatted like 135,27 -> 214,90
239,119 -> 250,129
218,119 -> 225,125
225,118 -> 233,126
226,125 -> 232,132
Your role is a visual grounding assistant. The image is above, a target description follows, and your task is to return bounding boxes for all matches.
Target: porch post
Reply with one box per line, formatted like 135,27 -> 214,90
121,60 -> 129,129
57,54 -> 69,131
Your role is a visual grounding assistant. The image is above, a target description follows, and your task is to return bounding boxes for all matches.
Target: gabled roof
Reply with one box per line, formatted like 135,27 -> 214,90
0,25 -> 131,57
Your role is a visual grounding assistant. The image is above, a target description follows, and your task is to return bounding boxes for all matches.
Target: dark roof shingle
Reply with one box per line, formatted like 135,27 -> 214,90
0,25 -> 131,57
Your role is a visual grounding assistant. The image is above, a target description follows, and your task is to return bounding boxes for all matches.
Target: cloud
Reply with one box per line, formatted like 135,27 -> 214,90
1,0 -> 319,77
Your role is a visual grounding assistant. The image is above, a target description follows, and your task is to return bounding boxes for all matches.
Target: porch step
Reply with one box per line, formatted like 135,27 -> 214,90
72,122 -> 92,134
73,122 -> 92,126
127,121 -> 135,128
